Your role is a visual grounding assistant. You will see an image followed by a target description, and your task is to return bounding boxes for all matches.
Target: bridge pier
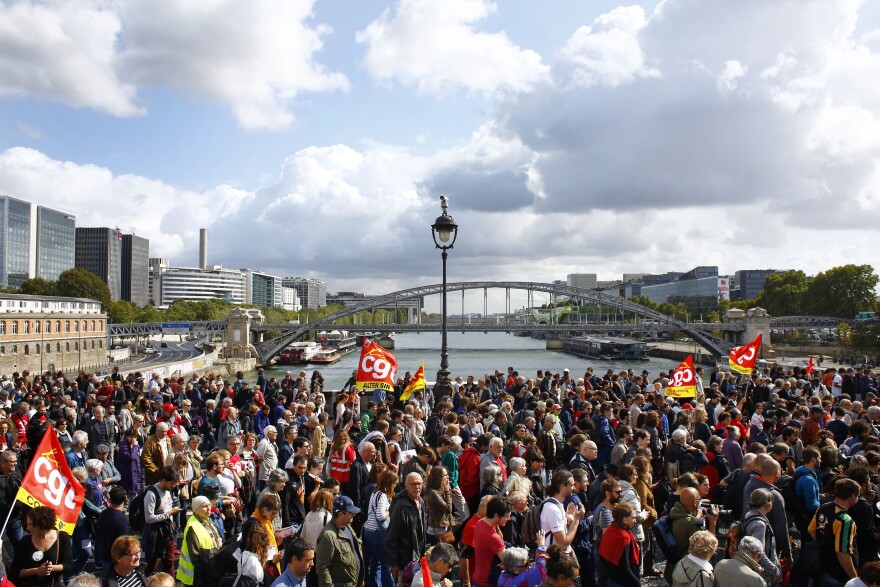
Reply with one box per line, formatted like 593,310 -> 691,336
723,308 -> 771,354
377,336 -> 395,350
225,308 -> 264,359
546,337 -> 564,350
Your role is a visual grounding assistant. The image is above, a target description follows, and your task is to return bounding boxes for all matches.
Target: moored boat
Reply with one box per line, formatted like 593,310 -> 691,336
309,348 -> 342,364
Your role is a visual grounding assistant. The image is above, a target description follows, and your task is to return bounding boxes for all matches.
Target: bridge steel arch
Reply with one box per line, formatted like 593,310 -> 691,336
254,281 -> 734,363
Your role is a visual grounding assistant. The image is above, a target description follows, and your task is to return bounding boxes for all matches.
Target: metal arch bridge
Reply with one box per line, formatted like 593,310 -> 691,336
252,281 -> 735,362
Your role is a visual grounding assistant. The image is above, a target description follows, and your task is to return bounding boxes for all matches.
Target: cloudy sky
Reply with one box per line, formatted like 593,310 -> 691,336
1,0 -> 879,306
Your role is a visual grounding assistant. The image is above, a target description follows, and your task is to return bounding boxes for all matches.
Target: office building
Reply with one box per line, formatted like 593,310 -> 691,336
244,270 -> 283,307
0,293 -> 107,374
121,235 -> 149,306
283,277 -> 327,309
566,273 -> 598,290
0,196 -> 76,288
731,269 -> 785,301
281,287 -> 302,312
75,228 -> 123,301
639,267 -> 730,312
153,265 -> 247,306
622,273 -> 645,283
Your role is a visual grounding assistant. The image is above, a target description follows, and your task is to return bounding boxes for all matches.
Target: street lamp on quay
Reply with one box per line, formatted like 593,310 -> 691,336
430,196 -> 458,402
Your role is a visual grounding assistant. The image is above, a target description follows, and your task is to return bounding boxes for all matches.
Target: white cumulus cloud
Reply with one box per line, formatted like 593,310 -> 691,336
356,0 -> 549,95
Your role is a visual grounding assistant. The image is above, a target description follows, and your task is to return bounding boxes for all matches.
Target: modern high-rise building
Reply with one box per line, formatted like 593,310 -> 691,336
731,269 -> 786,301
566,273 -> 598,290
148,258 -> 169,306
326,291 -> 423,322
0,196 -> 75,288
75,228 -> 122,301
155,266 -> 247,306
121,235 -> 150,306
281,287 -> 302,311
639,266 -> 730,312
282,277 -> 327,309
244,270 -> 283,307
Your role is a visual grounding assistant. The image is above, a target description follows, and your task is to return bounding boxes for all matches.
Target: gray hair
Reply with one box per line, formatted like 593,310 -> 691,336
500,547 -> 530,573
72,430 -> 88,446
427,542 -> 458,565
155,422 -> 170,432
748,487 -> 774,509
84,459 -> 103,473
267,468 -> 289,485
742,453 -> 757,469
738,535 -> 764,555
482,464 -> 502,487
67,574 -> 101,587
508,457 -> 525,471
489,437 -> 503,449
671,428 -> 688,442
172,433 -> 187,445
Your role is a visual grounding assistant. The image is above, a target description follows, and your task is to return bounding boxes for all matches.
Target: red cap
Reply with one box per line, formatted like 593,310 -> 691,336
551,404 -> 562,410
163,403 -> 175,412
681,403 -> 694,410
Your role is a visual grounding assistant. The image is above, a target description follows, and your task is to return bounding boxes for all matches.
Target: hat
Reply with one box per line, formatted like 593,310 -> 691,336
163,403 -> 175,412
642,370 -> 649,375
551,404 -> 562,411
333,495 -> 361,515
563,368 -> 570,372
604,463 -> 619,476
95,444 -> 110,454
810,406 -> 827,414
680,403 -> 694,410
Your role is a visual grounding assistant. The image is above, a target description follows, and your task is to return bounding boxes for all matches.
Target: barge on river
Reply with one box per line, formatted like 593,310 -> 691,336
562,336 -> 649,361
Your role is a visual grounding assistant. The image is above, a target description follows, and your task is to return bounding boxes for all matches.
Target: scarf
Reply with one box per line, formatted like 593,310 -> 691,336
598,524 -> 640,567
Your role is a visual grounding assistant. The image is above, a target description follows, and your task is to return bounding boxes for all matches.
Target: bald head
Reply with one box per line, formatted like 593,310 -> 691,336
681,487 -> 701,511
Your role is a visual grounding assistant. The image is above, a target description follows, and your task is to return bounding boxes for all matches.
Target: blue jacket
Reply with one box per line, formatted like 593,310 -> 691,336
793,465 -> 820,516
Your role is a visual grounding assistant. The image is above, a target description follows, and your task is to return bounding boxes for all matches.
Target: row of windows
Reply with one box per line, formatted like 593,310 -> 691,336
0,339 -> 104,355
0,319 -> 104,335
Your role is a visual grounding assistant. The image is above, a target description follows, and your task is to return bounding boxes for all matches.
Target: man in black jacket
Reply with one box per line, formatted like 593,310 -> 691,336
345,442 -> 376,514
386,472 -> 427,581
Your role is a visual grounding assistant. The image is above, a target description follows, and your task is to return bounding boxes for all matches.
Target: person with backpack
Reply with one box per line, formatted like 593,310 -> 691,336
141,467 -> 183,577
807,478 -> 861,587
667,488 -> 717,584
473,496 -> 513,587
540,469 -> 587,556
740,488 -> 782,585
741,457 -> 792,565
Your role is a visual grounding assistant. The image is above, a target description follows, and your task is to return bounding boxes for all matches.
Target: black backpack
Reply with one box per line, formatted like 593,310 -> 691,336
777,473 -> 809,527
128,485 -> 160,532
520,498 -> 554,546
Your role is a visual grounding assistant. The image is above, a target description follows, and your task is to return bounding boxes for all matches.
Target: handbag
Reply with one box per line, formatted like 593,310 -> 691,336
436,531 -> 455,544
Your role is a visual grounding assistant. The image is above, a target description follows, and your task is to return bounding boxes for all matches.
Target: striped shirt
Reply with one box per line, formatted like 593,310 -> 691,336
363,491 -> 390,532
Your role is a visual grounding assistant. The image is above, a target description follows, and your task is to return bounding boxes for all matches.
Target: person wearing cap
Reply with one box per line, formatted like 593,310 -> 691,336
803,405 -> 828,446
94,443 -> 121,487
315,496 -> 364,587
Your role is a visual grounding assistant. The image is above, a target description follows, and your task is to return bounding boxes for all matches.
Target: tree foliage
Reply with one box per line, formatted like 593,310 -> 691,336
805,264 -> 879,318
19,278 -> 57,296
756,270 -> 807,316
56,268 -> 111,307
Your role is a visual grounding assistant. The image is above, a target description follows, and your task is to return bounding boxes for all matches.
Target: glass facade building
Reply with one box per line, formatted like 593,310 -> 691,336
121,235 -> 150,306
36,207 -> 75,282
0,196 -> 75,289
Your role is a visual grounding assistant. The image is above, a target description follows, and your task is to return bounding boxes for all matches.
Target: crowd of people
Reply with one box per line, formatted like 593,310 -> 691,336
0,361 -> 878,587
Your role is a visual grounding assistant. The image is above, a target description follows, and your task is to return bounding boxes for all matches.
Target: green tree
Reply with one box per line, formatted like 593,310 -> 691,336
805,264 -> 879,318
137,304 -> 163,323
56,268 -> 111,307
18,278 -> 57,296
107,300 -> 139,323
756,270 -> 807,316
630,296 -> 658,311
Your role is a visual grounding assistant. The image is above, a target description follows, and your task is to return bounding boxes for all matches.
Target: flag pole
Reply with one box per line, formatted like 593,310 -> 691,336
0,498 -> 17,540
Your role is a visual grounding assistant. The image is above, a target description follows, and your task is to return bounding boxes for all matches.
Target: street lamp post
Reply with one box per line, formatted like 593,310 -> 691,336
431,196 -> 458,402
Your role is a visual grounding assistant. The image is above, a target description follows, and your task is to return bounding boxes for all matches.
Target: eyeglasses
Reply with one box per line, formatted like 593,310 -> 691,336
124,551 -> 144,559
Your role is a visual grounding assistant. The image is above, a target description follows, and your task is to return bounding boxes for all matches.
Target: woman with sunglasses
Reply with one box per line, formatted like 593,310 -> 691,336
498,529 -> 549,587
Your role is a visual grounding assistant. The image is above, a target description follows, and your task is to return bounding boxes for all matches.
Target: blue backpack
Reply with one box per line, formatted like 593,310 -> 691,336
652,515 -> 685,561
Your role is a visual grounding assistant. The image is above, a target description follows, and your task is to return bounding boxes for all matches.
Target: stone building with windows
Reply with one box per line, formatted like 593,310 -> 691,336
0,294 -> 108,375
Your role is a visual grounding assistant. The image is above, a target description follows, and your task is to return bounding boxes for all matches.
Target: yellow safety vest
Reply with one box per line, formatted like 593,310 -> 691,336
176,516 -> 217,585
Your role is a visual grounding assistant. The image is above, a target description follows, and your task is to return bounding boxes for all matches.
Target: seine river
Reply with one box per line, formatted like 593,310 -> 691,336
253,332 -> 685,390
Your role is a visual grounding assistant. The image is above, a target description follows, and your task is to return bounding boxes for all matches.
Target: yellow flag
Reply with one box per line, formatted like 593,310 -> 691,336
399,362 -> 425,401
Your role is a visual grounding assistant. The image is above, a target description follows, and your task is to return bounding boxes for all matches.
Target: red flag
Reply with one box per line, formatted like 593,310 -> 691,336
666,355 -> 697,398
419,557 -> 433,587
806,356 -> 815,374
355,338 -> 398,395
729,333 -> 762,375
15,427 -> 85,534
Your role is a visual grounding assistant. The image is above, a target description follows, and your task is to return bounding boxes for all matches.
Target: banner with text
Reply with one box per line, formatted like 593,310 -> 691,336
665,355 -> 697,398
355,339 -> 399,394
399,362 -> 425,401
16,427 -> 85,534
728,333 -> 762,375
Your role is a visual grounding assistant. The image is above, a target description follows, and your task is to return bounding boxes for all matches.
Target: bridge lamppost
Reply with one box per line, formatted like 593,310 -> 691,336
431,196 -> 458,401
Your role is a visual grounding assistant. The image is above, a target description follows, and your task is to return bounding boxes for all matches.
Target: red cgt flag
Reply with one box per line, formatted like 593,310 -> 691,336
806,356 -> 815,374
355,338 -> 398,395
665,355 -> 697,398
729,333 -> 762,375
15,427 -> 85,534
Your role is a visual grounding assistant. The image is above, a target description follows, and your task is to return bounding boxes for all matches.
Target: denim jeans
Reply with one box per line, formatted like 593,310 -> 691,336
363,528 -> 395,587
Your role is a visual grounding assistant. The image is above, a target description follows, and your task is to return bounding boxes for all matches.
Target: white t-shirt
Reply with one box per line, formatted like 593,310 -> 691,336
540,498 -> 570,553
832,374 -> 843,396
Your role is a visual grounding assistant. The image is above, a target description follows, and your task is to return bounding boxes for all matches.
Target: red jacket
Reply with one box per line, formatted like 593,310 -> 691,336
458,447 -> 482,499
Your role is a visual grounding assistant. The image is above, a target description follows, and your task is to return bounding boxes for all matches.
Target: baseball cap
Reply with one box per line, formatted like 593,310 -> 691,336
333,495 -> 361,515
680,403 -> 694,410
551,404 -> 562,410
95,444 -> 111,454
163,403 -> 175,412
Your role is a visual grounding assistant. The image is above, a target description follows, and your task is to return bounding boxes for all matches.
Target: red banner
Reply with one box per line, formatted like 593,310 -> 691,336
729,333 -> 762,375
806,355 -> 815,374
16,427 -> 85,534
666,355 -> 697,398
355,338 -> 398,395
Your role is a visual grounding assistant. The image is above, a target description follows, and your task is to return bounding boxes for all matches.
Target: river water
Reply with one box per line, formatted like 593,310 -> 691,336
250,332 -> 683,390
